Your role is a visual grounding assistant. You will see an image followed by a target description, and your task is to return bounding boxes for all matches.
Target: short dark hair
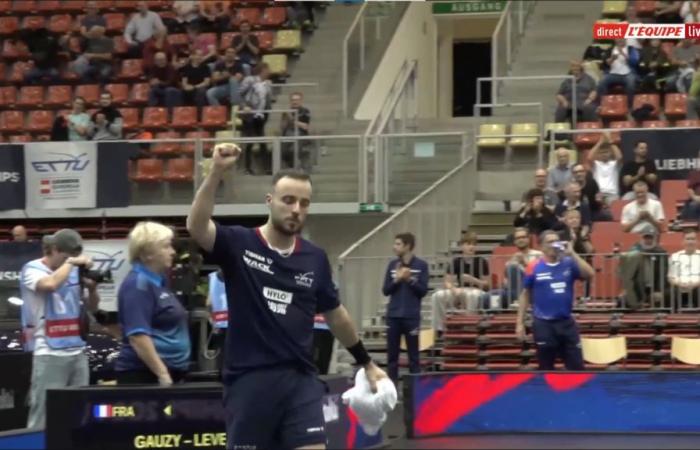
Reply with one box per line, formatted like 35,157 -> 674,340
395,232 -> 415,251
683,228 -> 698,236
272,169 -> 311,187
459,231 -> 478,245
635,139 -> 648,147
526,188 -> 544,202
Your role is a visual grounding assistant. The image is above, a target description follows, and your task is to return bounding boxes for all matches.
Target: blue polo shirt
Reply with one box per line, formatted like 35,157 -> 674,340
115,264 -> 191,372
523,257 -> 582,320
209,224 -> 340,381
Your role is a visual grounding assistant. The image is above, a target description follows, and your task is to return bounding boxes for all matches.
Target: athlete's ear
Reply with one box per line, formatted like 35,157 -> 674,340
265,192 -> 272,207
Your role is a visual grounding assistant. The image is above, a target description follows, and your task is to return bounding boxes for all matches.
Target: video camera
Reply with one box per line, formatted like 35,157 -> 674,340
79,267 -> 113,284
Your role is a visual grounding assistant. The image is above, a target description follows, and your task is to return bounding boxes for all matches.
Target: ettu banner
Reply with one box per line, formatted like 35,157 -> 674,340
24,142 -> 97,209
621,129 -> 700,180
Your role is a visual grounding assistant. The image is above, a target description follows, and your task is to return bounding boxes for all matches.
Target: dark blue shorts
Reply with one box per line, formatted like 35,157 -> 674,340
223,366 -> 327,450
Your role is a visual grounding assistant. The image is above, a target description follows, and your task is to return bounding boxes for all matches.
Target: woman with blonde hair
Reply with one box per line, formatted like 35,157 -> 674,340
115,221 -> 190,385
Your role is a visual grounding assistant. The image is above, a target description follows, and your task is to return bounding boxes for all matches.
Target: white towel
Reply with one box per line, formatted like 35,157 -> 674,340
341,368 -> 397,436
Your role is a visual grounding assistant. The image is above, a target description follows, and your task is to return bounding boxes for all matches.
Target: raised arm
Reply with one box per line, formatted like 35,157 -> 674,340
186,144 -> 240,252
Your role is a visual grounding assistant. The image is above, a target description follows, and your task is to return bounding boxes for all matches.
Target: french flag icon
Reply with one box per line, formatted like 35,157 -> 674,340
93,404 -> 113,418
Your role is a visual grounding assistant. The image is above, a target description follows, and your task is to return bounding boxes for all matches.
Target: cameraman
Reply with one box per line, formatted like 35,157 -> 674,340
115,221 -> 190,386
20,229 -> 99,428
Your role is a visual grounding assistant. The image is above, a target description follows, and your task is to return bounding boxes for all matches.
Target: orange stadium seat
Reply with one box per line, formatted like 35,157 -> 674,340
599,95 -> 629,121
609,199 -> 627,222
46,86 -> 73,107
8,135 -> 31,143
664,93 -> 688,120
75,85 -> 101,106
0,0 -> 9,13
609,120 -> 634,144
642,120 -> 669,128
95,0 -> 114,11
574,122 -> 603,148
58,0 -> 86,12
233,8 -> 262,27
105,84 -> 129,105
660,233 -> 684,253
26,110 -> 54,133
48,14 -> 73,34
163,158 -> 194,182
36,0 -> 60,12
182,130 -> 212,155
0,111 -> 25,133
220,32 -> 237,49
591,222 -> 624,253
676,119 -> 700,128
167,33 -> 189,47
0,17 -> 19,36
113,36 -> 129,56
130,83 -> 150,105
1,40 -> 29,59
12,0 -> 37,14
632,94 -> 660,119
0,86 -> 17,107
142,107 -> 169,130
201,106 -> 228,129
119,108 -> 140,131
23,16 -> 46,30
17,86 -> 44,108
255,31 -> 275,51
131,158 -> 164,182
261,7 -> 286,27
8,61 -> 31,83
172,107 -> 198,130
113,0 -> 138,11
119,59 -> 144,81
152,131 -> 182,155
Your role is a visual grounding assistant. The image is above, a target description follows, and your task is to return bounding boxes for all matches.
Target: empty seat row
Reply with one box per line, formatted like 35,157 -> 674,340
0,84 -> 151,108
599,93 -> 689,121
477,123 -> 540,148
130,157 -> 194,183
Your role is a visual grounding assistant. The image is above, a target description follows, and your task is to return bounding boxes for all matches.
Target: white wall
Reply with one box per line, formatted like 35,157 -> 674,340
354,2 -> 438,120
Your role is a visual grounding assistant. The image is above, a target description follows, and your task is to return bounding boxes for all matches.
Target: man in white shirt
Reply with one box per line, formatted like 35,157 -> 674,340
669,229 -> 700,308
588,132 -> 623,203
597,39 -> 637,107
21,230 -> 100,428
621,180 -> 665,234
124,1 -> 166,58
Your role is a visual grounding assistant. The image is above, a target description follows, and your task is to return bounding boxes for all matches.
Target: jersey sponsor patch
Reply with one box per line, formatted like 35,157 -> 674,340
243,250 -> 274,274
263,287 -> 293,315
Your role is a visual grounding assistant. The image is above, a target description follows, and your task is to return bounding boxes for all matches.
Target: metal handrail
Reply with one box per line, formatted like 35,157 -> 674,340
342,3 -> 369,116
364,59 -> 417,137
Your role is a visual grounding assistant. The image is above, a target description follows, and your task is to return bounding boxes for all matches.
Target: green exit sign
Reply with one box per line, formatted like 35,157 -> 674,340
432,0 -> 506,15
359,203 -> 384,213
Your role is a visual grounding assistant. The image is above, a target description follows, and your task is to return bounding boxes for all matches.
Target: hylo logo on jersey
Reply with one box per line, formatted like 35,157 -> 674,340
295,272 -> 314,288
263,287 -> 293,315
243,250 -> 274,275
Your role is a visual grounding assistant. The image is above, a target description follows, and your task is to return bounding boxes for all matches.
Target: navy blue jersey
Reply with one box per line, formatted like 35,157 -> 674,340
210,224 -> 340,380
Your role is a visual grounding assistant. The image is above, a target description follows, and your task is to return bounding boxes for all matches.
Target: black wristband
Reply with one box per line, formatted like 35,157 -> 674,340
347,340 -> 372,366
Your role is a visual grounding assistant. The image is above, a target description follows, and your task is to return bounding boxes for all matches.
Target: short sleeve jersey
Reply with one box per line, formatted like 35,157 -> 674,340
210,224 -> 340,379
523,257 -> 582,320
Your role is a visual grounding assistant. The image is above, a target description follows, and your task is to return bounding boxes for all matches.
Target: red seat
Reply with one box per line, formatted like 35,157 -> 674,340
8,61 -> 31,83
48,14 -> 73,34
95,0 -> 114,11
609,199 -> 628,222
172,106 -> 198,130
660,233 -> 684,253
2,40 -> 29,59
0,0 -> 9,13
23,16 -> 46,30
36,0 -> 60,12
0,86 -> 17,107
17,86 -> 44,108
104,84 -> 129,105
113,36 -> 128,56
131,158 -> 164,182
609,120 -> 634,144
599,95 -> 629,121
220,32 -> 237,49
113,0 -> 137,10
642,120 -> 670,128
26,110 -> 54,133
0,111 -> 25,133
591,222 -> 624,253
152,131 -> 182,155
119,108 -> 140,131
163,158 -> 194,182
182,131 -> 213,155
142,107 -> 169,130
664,93 -> 688,120
0,17 -> 19,36
46,86 -> 73,108
58,0 -> 86,12
167,33 -> 189,47
676,119 -> 700,128
8,134 -> 31,143
574,121 -> 603,148
632,94 -> 660,119
260,7 -> 286,27
119,59 -> 144,80
200,106 -> 228,129
75,85 -> 100,105
104,13 -> 126,33
254,31 -> 275,51
12,0 -> 36,13
233,8 -> 262,27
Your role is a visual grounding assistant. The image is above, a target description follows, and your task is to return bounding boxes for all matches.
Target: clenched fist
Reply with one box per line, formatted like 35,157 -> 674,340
212,143 -> 241,172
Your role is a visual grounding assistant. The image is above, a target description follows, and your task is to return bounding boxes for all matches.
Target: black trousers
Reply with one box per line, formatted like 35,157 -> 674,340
531,317 -> 585,370
241,114 -> 269,173
386,317 -> 420,384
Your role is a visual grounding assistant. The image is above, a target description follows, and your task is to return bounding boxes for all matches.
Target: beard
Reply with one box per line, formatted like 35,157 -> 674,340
271,215 -> 303,236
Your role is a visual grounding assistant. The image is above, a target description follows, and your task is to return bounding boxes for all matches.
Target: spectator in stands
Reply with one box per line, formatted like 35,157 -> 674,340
516,230 -> 594,370
207,48 -> 245,106
21,28 -> 61,85
572,164 -> 610,221
143,29 -> 174,70
621,180 -> 665,233
598,39 -> 637,107
11,225 -> 28,242
619,140 -> 659,200
682,156 -> 700,220
669,39 -> 700,93
502,227 -> 543,308
240,63 -> 273,175
588,132 -> 623,204
166,0 -> 200,34
687,59 -> 700,119
681,0 -> 700,22
187,23 -> 218,65
547,148 -> 573,199
554,61 -> 598,123
72,25 -> 114,83
430,232 -> 490,334
67,97 -> 91,142
147,52 -> 183,108
669,229 -> 700,308
639,39 -> 673,92
200,1 -> 230,33
281,92 -> 312,172
514,188 -> 558,236
554,182 -> 592,230
124,1 -> 166,59
80,1 -> 106,37
179,49 -> 212,108
88,92 -> 123,141
382,232 -> 429,384
527,169 -> 558,209
558,209 -> 594,255
232,20 -> 261,76
655,0 -> 683,23
286,2 -> 316,29
619,226 -> 669,309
